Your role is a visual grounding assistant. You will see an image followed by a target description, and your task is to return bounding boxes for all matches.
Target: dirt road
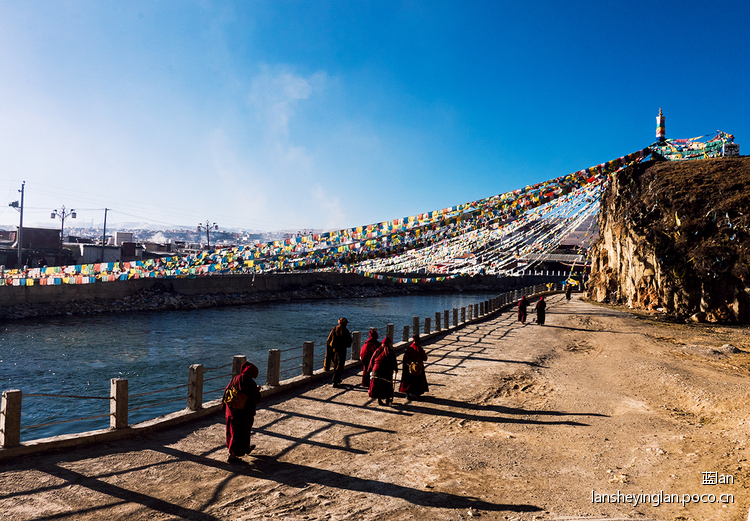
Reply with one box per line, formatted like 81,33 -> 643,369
2,294 -> 749,520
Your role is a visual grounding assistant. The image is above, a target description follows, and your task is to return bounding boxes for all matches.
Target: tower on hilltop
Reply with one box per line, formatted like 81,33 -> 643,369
656,108 -> 666,143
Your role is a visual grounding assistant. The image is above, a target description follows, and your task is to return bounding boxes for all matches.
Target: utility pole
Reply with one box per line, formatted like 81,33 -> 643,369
197,220 -> 218,249
51,206 -> 76,266
8,181 -> 24,268
101,208 -> 109,264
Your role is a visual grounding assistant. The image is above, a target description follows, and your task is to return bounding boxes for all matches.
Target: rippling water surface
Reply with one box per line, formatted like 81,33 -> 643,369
0,292 -> 500,441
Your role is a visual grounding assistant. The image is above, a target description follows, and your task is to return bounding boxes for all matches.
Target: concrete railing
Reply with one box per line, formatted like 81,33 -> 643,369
0,283 -> 566,460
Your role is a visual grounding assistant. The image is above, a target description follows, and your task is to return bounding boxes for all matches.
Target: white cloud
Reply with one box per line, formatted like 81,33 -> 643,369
312,184 -> 345,229
248,64 -> 327,140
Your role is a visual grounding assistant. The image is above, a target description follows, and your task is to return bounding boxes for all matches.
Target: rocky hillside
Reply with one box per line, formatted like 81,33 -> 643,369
587,156 -> 750,323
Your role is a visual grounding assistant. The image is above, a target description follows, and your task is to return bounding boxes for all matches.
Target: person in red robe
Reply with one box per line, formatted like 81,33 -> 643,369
518,295 -> 529,323
367,336 -> 398,406
359,328 -> 379,387
399,333 -> 428,400
222,361 -> 262,464
534,296 -> 547,325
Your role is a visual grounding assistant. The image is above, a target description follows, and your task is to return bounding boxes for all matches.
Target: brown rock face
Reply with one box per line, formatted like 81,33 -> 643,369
587,156 -> 750,323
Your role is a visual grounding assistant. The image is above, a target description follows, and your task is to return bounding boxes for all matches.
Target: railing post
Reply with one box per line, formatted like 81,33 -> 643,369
474,303 -> 479,318
302,342 -> 314,375
435,311 -> 441,331
453,308 -> 458,327
424,317 -> 431,334
403,326 -> 409,343
187,364 -> 204,411
480,302 -> 484,316
232,355 -> 246,378
267,349 -> 280,386
110,378 -> 128,430
467,305 -> 472,321
351,332 -> 361,361
460,307 -> 466,323
412,316 -> 419,336
1,389 -> 22,448
444,310 -> 449,329
386,324 -> 395,342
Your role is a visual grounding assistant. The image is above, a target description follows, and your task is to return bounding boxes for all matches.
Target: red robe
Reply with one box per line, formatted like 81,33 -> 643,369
367,342 -> 398,400
222,363 -> 262,457
518,298 -> 529,323
360,333 -> 380,387
399,341 -> 428,396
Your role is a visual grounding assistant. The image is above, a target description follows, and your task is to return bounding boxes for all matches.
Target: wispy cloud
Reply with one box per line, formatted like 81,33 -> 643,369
312,184 -> 345,230
248,64 -> 327,140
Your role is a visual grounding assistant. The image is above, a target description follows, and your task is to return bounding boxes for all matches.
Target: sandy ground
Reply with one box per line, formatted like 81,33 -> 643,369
1,293 -> 749,521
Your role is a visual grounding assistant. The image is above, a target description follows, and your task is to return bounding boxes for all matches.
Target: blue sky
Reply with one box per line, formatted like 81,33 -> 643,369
1,1 -> 748,232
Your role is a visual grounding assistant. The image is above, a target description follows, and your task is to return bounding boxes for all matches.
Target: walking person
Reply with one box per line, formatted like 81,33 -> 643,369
360,328 -> 379,388
399,333 -> 428,401
518,295 -> 529,323
535,296 -> 547,325
565,283 -> 572,301
368,336 -> 398,406
222,361 -> 263,465
325,317 -> 352,388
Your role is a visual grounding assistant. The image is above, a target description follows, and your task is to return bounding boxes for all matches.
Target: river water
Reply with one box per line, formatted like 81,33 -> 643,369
0,292 -> 501,442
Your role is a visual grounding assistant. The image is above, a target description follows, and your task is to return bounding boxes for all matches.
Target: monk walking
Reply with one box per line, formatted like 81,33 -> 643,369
518,295 -> 529,323
360,328 -> 379,387
222,361 -> 262,465
368,336 -> 398,406
325,317 -> 352,388
399,333 -> 428,400
535,296 -> 547,325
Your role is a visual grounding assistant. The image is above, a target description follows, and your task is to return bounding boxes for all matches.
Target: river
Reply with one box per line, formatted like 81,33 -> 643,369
0,292 -> 501,441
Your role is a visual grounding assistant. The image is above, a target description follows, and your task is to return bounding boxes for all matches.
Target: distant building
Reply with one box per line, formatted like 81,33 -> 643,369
70,244 -> 122,264
113,232 -> 134,246
11,227 -> 59,250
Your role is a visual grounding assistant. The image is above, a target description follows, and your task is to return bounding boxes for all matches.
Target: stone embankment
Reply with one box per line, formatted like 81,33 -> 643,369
0,281 -> 408,320
587,156 -> 750,323
0,271 -> 553,320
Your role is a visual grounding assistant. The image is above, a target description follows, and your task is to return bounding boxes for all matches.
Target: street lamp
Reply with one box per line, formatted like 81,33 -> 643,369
197,220 -> 218,249
51,206 -> 76,266
8,181 -> 24,268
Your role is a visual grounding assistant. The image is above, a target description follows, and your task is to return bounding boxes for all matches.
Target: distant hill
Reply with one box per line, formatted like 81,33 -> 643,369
587,156 -> 750,323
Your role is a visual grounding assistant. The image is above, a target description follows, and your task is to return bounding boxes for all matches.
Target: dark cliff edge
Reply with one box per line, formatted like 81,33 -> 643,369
587,156 -> 750,323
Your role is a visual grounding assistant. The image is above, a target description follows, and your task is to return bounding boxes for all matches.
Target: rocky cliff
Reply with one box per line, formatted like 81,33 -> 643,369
587,156 -> 750,323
